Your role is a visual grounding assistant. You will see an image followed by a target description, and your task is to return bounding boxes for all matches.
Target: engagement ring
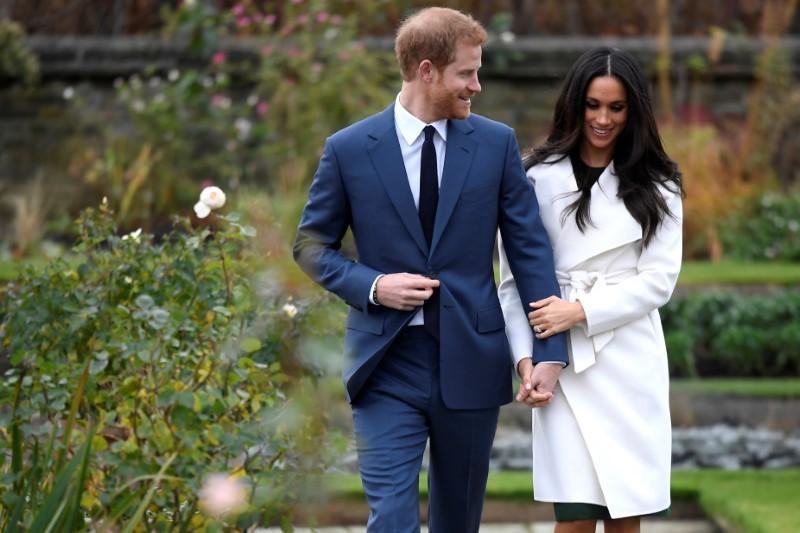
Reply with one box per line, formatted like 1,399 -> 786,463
534,326 -> 543,334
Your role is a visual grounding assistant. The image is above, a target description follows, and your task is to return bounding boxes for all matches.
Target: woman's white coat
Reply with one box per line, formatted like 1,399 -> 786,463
498,156 -> 682,518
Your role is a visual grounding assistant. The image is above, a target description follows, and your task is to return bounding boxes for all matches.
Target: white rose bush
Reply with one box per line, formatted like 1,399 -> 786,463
0,190 -> 340,530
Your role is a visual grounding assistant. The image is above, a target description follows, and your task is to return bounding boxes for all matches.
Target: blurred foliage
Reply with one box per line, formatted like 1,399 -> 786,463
67,0 -> 394,232
662,124 -> 766,261
721,191 -> 800,261
662,290 -> 800,378
6,0 -> 798,37
0,202 -> 345,529
0,18 -> 38,86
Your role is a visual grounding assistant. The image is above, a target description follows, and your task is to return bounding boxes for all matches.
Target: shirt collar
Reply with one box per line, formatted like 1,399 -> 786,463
394,94 -> 448,146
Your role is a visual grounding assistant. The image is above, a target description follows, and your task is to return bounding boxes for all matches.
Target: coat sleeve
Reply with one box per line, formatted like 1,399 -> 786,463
293,137 -> 382,312
579,187 -> 683,336
497,135 -> 568,365
497,231 -> 535,368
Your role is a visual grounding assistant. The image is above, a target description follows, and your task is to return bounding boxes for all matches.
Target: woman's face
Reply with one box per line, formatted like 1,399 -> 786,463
580,75 -> 628,164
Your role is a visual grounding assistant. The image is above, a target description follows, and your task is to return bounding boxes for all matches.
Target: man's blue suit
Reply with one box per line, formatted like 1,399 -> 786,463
294,104 -> 567,531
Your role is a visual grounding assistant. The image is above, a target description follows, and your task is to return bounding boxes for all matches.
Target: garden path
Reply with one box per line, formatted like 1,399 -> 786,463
257,519 -> 715,532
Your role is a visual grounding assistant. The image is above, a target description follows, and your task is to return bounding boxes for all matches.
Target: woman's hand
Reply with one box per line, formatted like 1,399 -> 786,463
528,296 -> 586,339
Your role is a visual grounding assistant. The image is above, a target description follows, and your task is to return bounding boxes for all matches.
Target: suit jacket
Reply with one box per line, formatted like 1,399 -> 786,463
294,104 -> 567,409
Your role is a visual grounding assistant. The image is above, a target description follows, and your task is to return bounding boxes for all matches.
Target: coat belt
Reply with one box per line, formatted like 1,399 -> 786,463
556,268 -> 637,373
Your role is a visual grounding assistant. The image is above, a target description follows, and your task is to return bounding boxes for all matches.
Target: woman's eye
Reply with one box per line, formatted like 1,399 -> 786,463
585,101 -> 598,109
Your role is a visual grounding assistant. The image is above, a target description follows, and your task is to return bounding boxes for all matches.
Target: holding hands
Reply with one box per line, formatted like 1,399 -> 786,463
515,358 -> 561,408
515,295 -> 584,408
529,295 -> 585,339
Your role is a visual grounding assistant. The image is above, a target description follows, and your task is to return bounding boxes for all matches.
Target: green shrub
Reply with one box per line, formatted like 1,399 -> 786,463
0,202 -> 338,530
0,19 -> 39,86
662,290 -> 800,377
76,0 -> 395,232
721,191 -> 800,261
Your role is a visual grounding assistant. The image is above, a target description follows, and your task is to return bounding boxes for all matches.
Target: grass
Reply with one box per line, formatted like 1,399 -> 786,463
678,261 -> 800,286
672,378 -> 800,399
672,469 -> 800,533
489,260 -> 799,287
325,470 -> 800,532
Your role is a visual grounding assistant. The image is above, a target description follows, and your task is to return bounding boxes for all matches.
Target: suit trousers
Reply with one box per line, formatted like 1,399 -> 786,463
351,326 -> 500,533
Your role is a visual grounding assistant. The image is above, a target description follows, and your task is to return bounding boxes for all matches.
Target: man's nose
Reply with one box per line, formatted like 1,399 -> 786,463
469,74 -> 481,94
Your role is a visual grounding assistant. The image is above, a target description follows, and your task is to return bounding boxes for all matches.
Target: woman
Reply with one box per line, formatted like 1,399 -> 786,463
498,47 -> 684,533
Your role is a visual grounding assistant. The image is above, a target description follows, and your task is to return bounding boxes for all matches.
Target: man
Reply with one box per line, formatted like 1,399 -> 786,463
294,7 -> 567,531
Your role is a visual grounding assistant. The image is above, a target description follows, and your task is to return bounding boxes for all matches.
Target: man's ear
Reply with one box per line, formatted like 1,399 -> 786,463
418,60 -> 435,83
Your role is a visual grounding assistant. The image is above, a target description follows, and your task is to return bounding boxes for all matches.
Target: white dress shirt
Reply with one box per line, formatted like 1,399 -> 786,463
369,95 -> 446,325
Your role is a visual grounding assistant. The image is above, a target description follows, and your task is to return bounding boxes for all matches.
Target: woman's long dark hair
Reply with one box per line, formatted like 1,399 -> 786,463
524,47 -> 683,246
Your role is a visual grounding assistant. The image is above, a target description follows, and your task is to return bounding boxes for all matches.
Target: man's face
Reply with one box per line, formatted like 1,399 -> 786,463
428,42 -> 482,120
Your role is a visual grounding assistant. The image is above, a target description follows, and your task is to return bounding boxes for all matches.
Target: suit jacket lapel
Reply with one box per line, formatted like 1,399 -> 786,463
367,105 -> 429,257
430,119 -> 477,255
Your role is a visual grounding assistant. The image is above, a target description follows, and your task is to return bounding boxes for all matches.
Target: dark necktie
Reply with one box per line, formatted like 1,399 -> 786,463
419,125 -> 439,340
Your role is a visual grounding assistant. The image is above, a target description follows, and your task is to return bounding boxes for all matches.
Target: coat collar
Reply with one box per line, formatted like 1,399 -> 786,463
535,156 -> 642,270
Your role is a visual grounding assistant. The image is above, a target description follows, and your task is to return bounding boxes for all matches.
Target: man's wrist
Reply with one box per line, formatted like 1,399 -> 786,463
370,274 -> 384,305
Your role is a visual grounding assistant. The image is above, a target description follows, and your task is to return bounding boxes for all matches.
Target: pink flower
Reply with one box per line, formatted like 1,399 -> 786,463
260,45 -> 273,57
256,102 -> 269,116
236,16 -> 252,27
287,48 -> 302,58
297,14 -> 309,24
231,4 -> 245,16
330,15 -> 343,25
211,94 -> 231,108
316,12 -> 329,23
264,14 -> 277,25
212,52 -> 226,65
199,474 -> 247,517
291,0 -> 303,4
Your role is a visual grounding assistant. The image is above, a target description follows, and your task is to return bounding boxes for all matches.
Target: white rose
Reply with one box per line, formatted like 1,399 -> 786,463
199,186 -> 226,210
234,118 -> 252,140
121,228 -> 142,241
282,303 -> 298,318
193,201 -> 211,219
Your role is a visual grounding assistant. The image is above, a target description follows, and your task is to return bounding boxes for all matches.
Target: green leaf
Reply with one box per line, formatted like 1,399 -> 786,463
135,294 -> 155,310
27,437 -> 90,532
240,337 -> 262,353
90,358 -> 108,375
120,453 -> 177,533
240,225 -> 257,237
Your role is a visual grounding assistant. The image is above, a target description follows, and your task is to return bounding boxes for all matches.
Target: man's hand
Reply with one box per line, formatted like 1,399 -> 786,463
515,358 -> 555,408
529,296 -> 585,339
375,273 -> 440,311
530,362 -> 561,397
